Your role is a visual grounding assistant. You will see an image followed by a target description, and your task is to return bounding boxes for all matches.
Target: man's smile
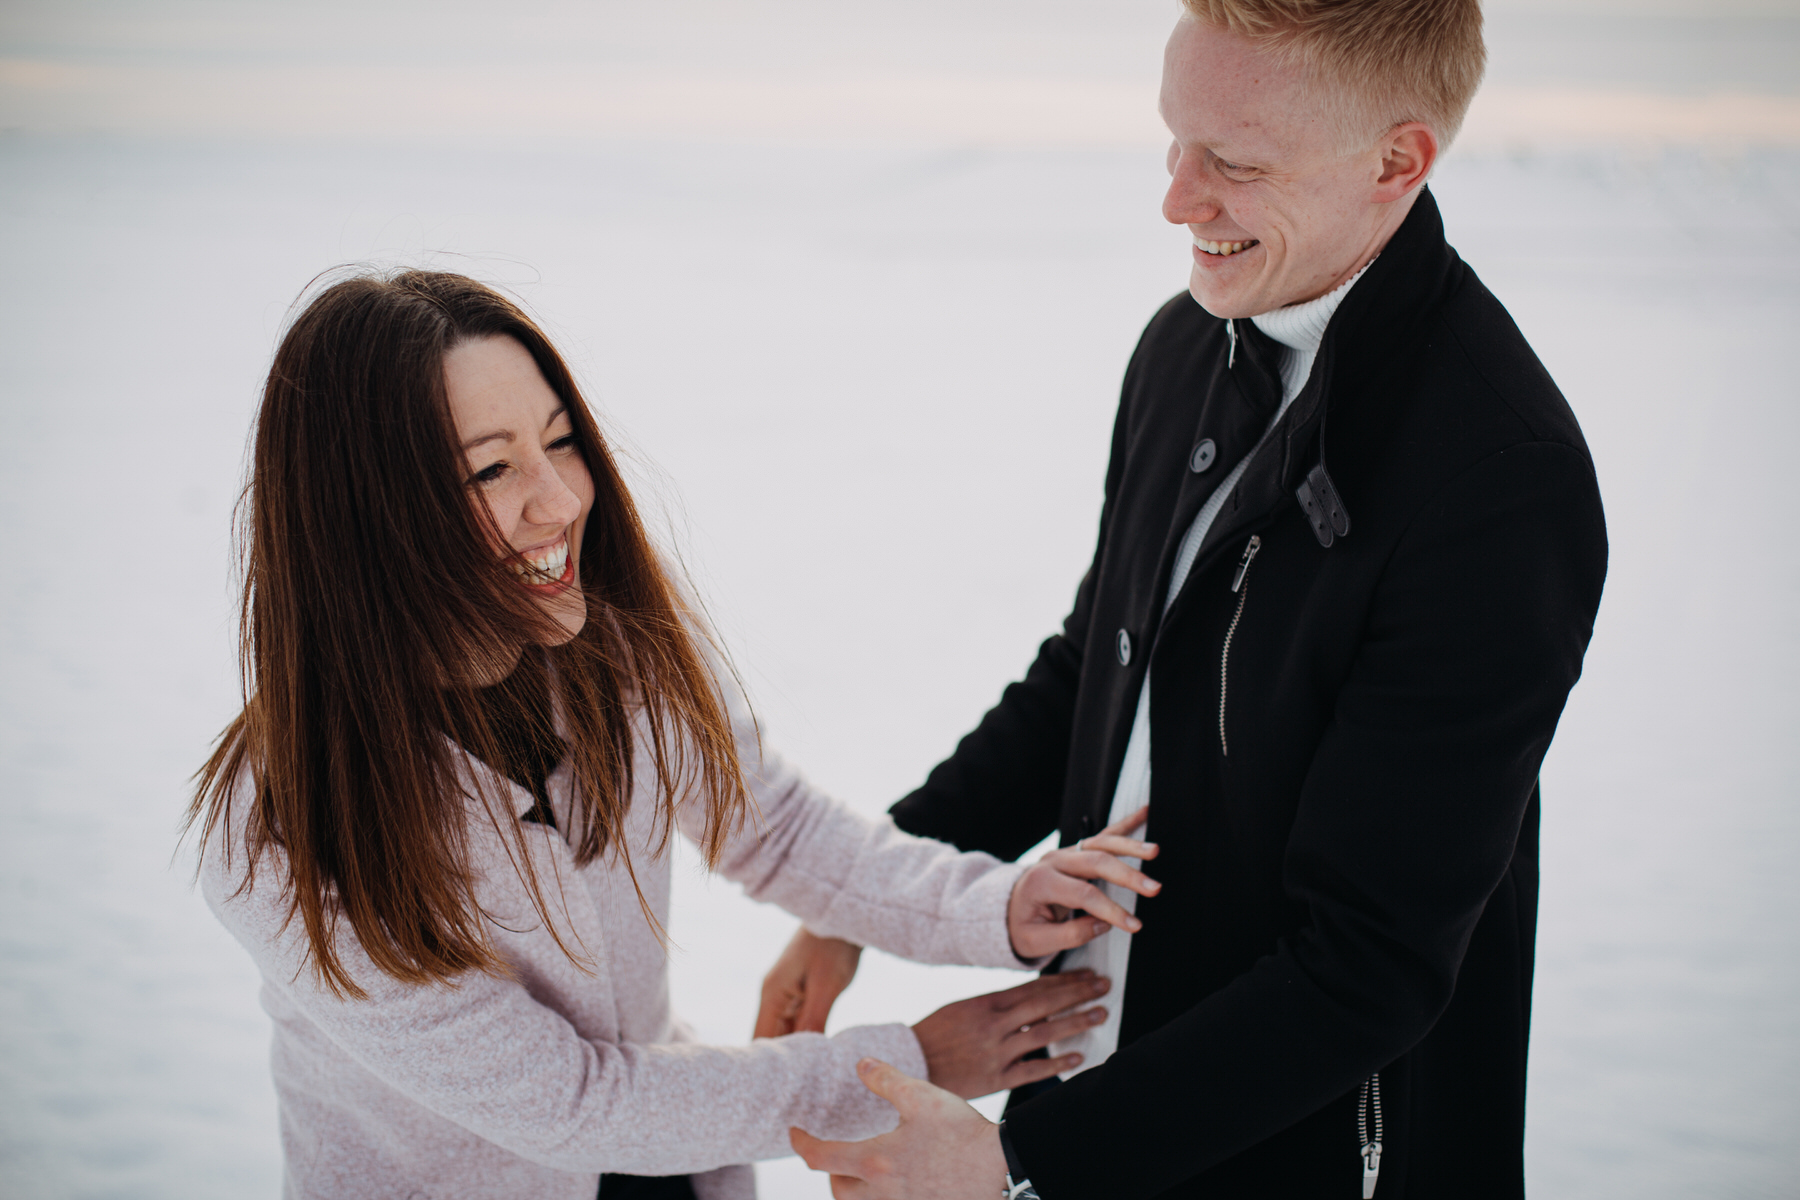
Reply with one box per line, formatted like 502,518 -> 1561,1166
1193,236 -> 1259,256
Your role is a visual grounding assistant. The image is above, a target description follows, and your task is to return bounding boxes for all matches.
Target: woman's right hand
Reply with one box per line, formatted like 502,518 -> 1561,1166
911,969 -> 1111,1099
1007,806 -> 1160,960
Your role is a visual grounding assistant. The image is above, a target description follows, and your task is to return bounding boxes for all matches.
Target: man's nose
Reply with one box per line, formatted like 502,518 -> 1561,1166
1162,154 -> 1222,227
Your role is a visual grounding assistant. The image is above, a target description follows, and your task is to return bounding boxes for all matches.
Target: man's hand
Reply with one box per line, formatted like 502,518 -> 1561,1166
754,928 -> 864,1039
1008,805 -> 1161,960
912,969 -> 1108,1098
791,1058 -> 1006,1200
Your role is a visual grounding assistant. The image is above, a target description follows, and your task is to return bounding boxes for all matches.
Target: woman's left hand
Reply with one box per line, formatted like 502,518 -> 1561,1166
910,969 -> 1112,1099
1007,806 -> 1161,960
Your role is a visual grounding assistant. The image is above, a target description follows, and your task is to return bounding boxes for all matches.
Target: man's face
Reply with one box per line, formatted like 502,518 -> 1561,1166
1159,16 -> 1411,318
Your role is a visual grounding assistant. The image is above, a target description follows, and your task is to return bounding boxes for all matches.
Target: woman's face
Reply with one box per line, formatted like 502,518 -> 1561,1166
443,335 -> 595,646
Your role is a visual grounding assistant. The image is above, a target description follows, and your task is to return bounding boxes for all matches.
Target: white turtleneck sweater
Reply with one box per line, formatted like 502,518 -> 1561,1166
1050,260 -> 1372,1076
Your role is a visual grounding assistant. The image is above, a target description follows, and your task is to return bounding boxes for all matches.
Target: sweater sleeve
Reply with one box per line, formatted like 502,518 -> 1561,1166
678,662 -> 1034,971
202,833 -> 927,1177
1003,441 -> 1608,1198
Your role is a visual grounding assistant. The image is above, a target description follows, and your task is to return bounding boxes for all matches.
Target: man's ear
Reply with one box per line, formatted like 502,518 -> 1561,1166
1374,122 -> 1438,202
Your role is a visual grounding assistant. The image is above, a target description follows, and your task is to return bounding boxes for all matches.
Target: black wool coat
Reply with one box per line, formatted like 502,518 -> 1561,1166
890,190 -> 1608,1200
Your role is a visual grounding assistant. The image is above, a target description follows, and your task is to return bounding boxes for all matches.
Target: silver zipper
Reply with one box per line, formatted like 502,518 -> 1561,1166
1218,534 -> 1262,756
1358,1073 -> 1384,1198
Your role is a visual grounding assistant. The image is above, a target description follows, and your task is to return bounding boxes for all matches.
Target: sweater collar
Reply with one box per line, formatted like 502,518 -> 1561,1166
1248,257 -> 1372,358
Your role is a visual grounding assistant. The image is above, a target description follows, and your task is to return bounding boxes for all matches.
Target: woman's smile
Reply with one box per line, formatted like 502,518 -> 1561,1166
509,532 -> 576,593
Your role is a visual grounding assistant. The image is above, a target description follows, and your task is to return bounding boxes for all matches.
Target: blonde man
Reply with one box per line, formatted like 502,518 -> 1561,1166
780,1 -> 1608,1197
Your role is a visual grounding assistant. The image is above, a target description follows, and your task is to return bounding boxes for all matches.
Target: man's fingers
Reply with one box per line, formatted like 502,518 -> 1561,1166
794,978 -> 841,1034
752,986 -> 800,1040
827,1175 -> 870,1200
854,1057 -> 924,1115
1098,805 -> 1150,838
752,1012 -> 792,1039
790,1127 -> 874,1179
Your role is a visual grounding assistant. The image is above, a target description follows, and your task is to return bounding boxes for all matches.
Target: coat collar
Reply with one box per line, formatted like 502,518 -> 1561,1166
1318,186 -> 1464,403
1167,188 -> 1465,601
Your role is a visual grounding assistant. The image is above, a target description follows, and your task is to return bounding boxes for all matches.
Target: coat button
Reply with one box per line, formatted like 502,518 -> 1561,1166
1116,629 -> 1132,665
1189,439 -> 1217,473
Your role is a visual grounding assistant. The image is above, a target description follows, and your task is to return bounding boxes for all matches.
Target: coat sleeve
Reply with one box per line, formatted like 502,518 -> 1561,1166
1003,441 -> 1608,1199
678,657 -> 1036,970
202,832 -> 928,1177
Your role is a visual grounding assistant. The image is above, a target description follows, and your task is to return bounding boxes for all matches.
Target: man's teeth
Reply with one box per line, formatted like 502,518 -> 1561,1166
511,540 -> 568,583
1195,238 -> 1257,256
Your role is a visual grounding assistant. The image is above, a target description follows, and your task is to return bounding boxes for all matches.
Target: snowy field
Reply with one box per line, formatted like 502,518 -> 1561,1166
2,3 -> 1798,1199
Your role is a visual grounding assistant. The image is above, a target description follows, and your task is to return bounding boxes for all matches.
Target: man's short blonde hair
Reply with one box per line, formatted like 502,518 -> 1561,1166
1181,0 -> 1486,152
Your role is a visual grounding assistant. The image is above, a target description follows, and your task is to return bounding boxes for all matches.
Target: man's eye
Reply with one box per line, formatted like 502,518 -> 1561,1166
1218,158 -> 1251,174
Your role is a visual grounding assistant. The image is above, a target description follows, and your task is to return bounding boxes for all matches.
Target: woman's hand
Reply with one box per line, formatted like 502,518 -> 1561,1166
911,969 -> 1111,1098
752,927 -> 864,1039
1007,806 -> 1161,960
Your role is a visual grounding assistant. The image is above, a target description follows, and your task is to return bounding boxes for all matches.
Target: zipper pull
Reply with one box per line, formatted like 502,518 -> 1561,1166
1360,1141 -> 1382,1198
1229,535 -> 1262,593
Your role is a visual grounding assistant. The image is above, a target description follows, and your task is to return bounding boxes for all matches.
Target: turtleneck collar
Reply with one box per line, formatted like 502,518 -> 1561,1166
1250,257 -> 1375,357
1242,256 -> 1375,405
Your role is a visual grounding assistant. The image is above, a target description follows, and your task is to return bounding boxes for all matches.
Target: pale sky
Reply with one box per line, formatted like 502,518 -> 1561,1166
2,0 -> 1797,146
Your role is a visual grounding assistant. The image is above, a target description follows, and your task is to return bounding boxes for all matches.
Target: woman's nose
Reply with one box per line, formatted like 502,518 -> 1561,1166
522,460 -> 582,529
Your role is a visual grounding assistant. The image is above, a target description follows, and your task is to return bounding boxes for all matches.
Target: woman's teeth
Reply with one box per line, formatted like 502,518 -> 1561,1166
1195,238 -> 1257,256
511,539 -> 569,584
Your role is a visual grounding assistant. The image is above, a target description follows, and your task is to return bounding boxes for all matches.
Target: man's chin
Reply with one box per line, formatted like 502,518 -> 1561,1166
1188,274 -> 1261,321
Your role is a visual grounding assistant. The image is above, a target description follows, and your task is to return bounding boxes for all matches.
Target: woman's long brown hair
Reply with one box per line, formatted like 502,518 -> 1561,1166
187,270 -> 747,999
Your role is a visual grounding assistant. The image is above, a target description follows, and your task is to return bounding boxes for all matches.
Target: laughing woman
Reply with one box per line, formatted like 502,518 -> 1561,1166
185,271 -> 1149,1200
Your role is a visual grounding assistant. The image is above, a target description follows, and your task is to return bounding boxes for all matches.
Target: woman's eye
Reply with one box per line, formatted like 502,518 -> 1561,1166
548,435 -> 578,453
470,462 -> 508,487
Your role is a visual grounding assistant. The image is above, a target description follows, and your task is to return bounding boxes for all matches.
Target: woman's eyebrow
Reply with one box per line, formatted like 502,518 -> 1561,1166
461,429 -> 513,451
462,408 -> 566,451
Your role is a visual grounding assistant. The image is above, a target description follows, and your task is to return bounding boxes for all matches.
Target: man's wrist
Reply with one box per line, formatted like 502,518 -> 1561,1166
998,1120 -> 1039,1200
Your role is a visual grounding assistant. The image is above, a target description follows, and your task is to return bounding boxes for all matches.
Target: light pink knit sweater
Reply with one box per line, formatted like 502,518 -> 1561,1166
202,680 -> 1029,1200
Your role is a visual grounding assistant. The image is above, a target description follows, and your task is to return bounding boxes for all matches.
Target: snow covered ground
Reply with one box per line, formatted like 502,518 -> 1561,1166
2,3 -> 1797,1199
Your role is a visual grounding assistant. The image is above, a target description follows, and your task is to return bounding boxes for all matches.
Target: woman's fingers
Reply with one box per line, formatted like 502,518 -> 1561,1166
1007,1006 -> 1108,1054
984,968 -> 1098,1012
1032,869 -> 1142,933
1011,916 -> 1111,959
1050,848 -> 1162,899
1002,1051 -> 1084,1090
1075,833 -> 1159,862
1097,805 -> 1150,839
993,971 -> 1109,1024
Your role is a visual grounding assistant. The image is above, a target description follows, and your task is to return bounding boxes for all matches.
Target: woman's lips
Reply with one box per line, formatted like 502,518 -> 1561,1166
509,535 -> 576,594
518,554 -> 575,595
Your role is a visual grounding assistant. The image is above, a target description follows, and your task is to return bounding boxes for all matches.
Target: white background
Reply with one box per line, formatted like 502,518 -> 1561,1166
1,2 -> 1797,1197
